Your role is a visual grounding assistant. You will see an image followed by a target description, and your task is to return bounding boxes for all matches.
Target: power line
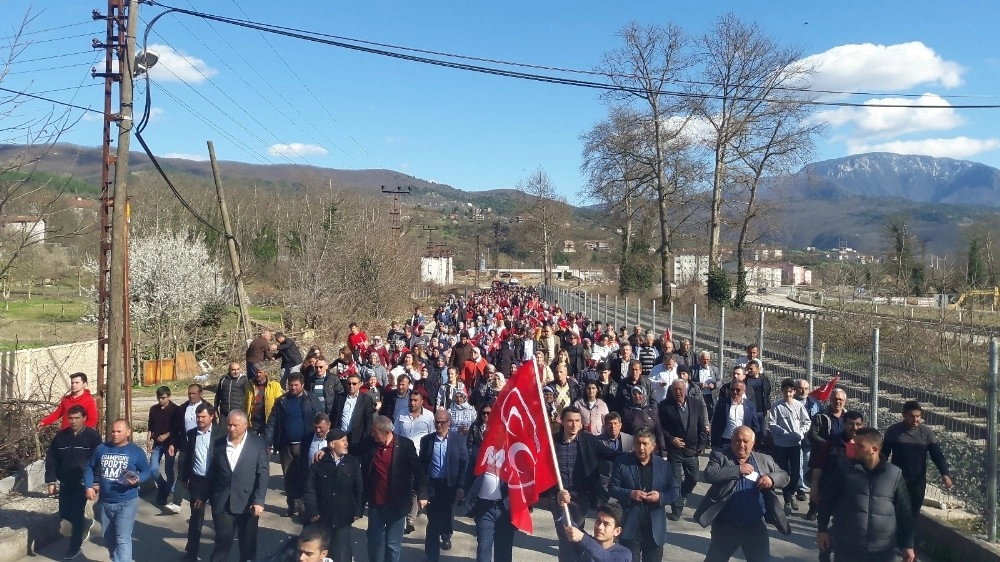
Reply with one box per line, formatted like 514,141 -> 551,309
223,0 -> 379,168
0,85 -> 101,113
149,2 -> 1000,110
0,20 -> 93,43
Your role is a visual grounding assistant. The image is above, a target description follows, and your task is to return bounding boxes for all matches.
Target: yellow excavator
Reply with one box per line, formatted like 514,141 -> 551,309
955,287 -> 1000,310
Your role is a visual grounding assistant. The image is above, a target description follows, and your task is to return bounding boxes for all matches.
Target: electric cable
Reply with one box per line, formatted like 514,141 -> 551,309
147,2 -> 1000,109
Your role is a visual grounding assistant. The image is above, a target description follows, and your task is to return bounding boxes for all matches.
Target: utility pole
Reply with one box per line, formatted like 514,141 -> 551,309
474,234 -> 481,288
93,0 -> 139,435
381,185 -> 411,237
208,141 -> 253,341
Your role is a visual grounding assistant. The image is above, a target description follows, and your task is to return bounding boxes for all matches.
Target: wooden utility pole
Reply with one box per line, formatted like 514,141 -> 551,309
105,0 -> 139,435
208,141 -> 253,341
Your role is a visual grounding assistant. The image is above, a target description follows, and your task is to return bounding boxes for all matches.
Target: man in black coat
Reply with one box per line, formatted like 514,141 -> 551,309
197,410 -> 269,562
179,403 -> 220,561
361,415 -> 427,562
265,373 -> 321,517
44,405 -> 101,560
658,380 -> 708,520
418,410 -> 469,561
817,427 -> 916,562
303,428 -> 364,562
329,373 -> 375,454
275,332 -> 303,387
550,406 -> 622,562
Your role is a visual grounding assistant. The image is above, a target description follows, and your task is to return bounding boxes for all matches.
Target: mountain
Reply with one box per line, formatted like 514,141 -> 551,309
4,144 -> 998,256
779,152 -> 1000,207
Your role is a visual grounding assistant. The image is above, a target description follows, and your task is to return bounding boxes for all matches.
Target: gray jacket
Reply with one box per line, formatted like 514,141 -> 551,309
694,448 -> 791,535
768,399 -> 811,448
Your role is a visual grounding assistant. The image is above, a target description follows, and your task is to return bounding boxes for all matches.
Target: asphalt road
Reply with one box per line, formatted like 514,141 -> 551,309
23,458 -> 825,562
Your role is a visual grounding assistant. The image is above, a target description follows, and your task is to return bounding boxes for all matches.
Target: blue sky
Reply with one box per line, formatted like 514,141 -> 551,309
4,0 -> 999,203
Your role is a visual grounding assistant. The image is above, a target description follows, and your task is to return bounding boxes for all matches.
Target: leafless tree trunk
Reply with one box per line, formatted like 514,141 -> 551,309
598,21 -> 694,304
517,168 -> 567,286
695,13 -> 812,272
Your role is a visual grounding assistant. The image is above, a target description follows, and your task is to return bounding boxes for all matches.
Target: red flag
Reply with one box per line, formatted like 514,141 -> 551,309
810,374 -> 841,402
474,361 -> 559,534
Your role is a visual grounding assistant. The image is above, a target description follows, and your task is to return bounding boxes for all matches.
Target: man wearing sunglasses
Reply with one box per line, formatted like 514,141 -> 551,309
329,374 -> 375,454
710,381 -> 761,450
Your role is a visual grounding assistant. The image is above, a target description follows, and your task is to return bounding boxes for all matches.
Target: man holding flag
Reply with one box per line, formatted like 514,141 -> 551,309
471,359 -> 560,560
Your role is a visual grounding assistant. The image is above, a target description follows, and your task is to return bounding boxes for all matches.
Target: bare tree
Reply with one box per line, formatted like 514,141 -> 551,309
580,105 -> 654,293
0,12 -> 86,284
729,107 -> 823,307
598,21 -> 694,303
517,168 -> 567,286
695,13 -> 812,274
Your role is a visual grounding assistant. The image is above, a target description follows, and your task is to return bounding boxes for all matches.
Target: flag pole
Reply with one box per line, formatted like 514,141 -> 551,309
531,354 -> 573,528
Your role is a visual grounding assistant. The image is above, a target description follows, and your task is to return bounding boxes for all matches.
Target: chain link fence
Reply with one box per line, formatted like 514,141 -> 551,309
541,285 -> 999,536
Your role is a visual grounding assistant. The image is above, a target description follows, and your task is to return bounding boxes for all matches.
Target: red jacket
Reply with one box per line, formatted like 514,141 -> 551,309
40,390 -> 99,429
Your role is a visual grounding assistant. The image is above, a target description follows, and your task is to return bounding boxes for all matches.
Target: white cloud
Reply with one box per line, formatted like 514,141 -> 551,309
144,44 -> 218,84
803,42 -> 963,93
267,143 -> 328,157
847,136 -> 1000,160
164,152 -> 209,161
813,93 -> 963,138
147,107 -> 165,122
385,136 -> 404,144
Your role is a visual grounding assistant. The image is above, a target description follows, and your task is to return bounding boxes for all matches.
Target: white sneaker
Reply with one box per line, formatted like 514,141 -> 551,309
165,503 -> 181,514
59,520 -> 72,537
82,518 -> 93,543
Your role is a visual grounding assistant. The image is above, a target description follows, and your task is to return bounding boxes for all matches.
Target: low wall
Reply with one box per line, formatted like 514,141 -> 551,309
0,340 -> 99,401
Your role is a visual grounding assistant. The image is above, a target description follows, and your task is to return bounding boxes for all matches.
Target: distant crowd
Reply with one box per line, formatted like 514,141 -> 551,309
39,283 -> 953,562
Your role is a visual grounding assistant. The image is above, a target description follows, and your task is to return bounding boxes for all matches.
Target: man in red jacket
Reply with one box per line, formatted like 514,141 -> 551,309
38,372 -> 99,430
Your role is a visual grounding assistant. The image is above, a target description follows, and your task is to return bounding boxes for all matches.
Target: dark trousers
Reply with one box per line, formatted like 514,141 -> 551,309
667,451 -> 699,508
772,445 -> 802,501
185,475 -> 209,556
279,443 -> 303,507
57,481 -> 87,551
833,546 -> 896,562
474,500 -> 514,562
425,479 -> 457,561
906,479 -> 927,520
622,515 -> 663,562
329,525 -> 353,562
210,506 -> 259,562
705,518 -> 770,562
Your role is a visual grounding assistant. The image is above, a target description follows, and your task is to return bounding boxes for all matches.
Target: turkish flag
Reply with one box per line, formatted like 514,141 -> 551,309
810,374 -> 841,402
474,361 -> 558,534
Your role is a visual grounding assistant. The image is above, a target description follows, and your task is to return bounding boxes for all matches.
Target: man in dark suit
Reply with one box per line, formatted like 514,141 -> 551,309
551,406 -> 622,562
710,381 -> 761,449
179,403 -> 220,561
197,410 -> 269,562
265,373 -> 321,518
694,426 -> 790,562
302,428 -> 364,562
362,415 -> 427,562
597,412 -> 634,496
329,373 -> 375,454
418,410 -> 469,562
659,380 -> 708,520
608,427 -> 680,561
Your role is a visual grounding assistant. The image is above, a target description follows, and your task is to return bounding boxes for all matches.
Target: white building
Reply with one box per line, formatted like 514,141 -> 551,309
674,254 -> 709,286
781,263 -> 813,286
2,216 -> 45,244
745,265 -> 783,288
420,254 -> 454,285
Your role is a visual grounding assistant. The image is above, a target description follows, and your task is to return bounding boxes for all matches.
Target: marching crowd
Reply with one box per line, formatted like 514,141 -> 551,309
38,283 -> 954,562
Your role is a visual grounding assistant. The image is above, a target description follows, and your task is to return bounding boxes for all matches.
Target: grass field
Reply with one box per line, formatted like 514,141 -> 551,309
0,286 -> 93,351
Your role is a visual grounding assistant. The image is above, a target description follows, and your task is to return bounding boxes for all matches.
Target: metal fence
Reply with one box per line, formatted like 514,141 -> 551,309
540,285 -> 1000,538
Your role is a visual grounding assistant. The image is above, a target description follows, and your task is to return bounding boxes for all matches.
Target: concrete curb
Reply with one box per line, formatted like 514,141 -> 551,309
0,513 -> 60,562
0,460 -> 45,496
920,514 -> 1000,562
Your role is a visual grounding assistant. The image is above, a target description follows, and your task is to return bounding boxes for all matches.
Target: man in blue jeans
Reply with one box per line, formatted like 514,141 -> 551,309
147,386 -> 178,510
85,419 -> 152,562
361,415 -> 426,562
